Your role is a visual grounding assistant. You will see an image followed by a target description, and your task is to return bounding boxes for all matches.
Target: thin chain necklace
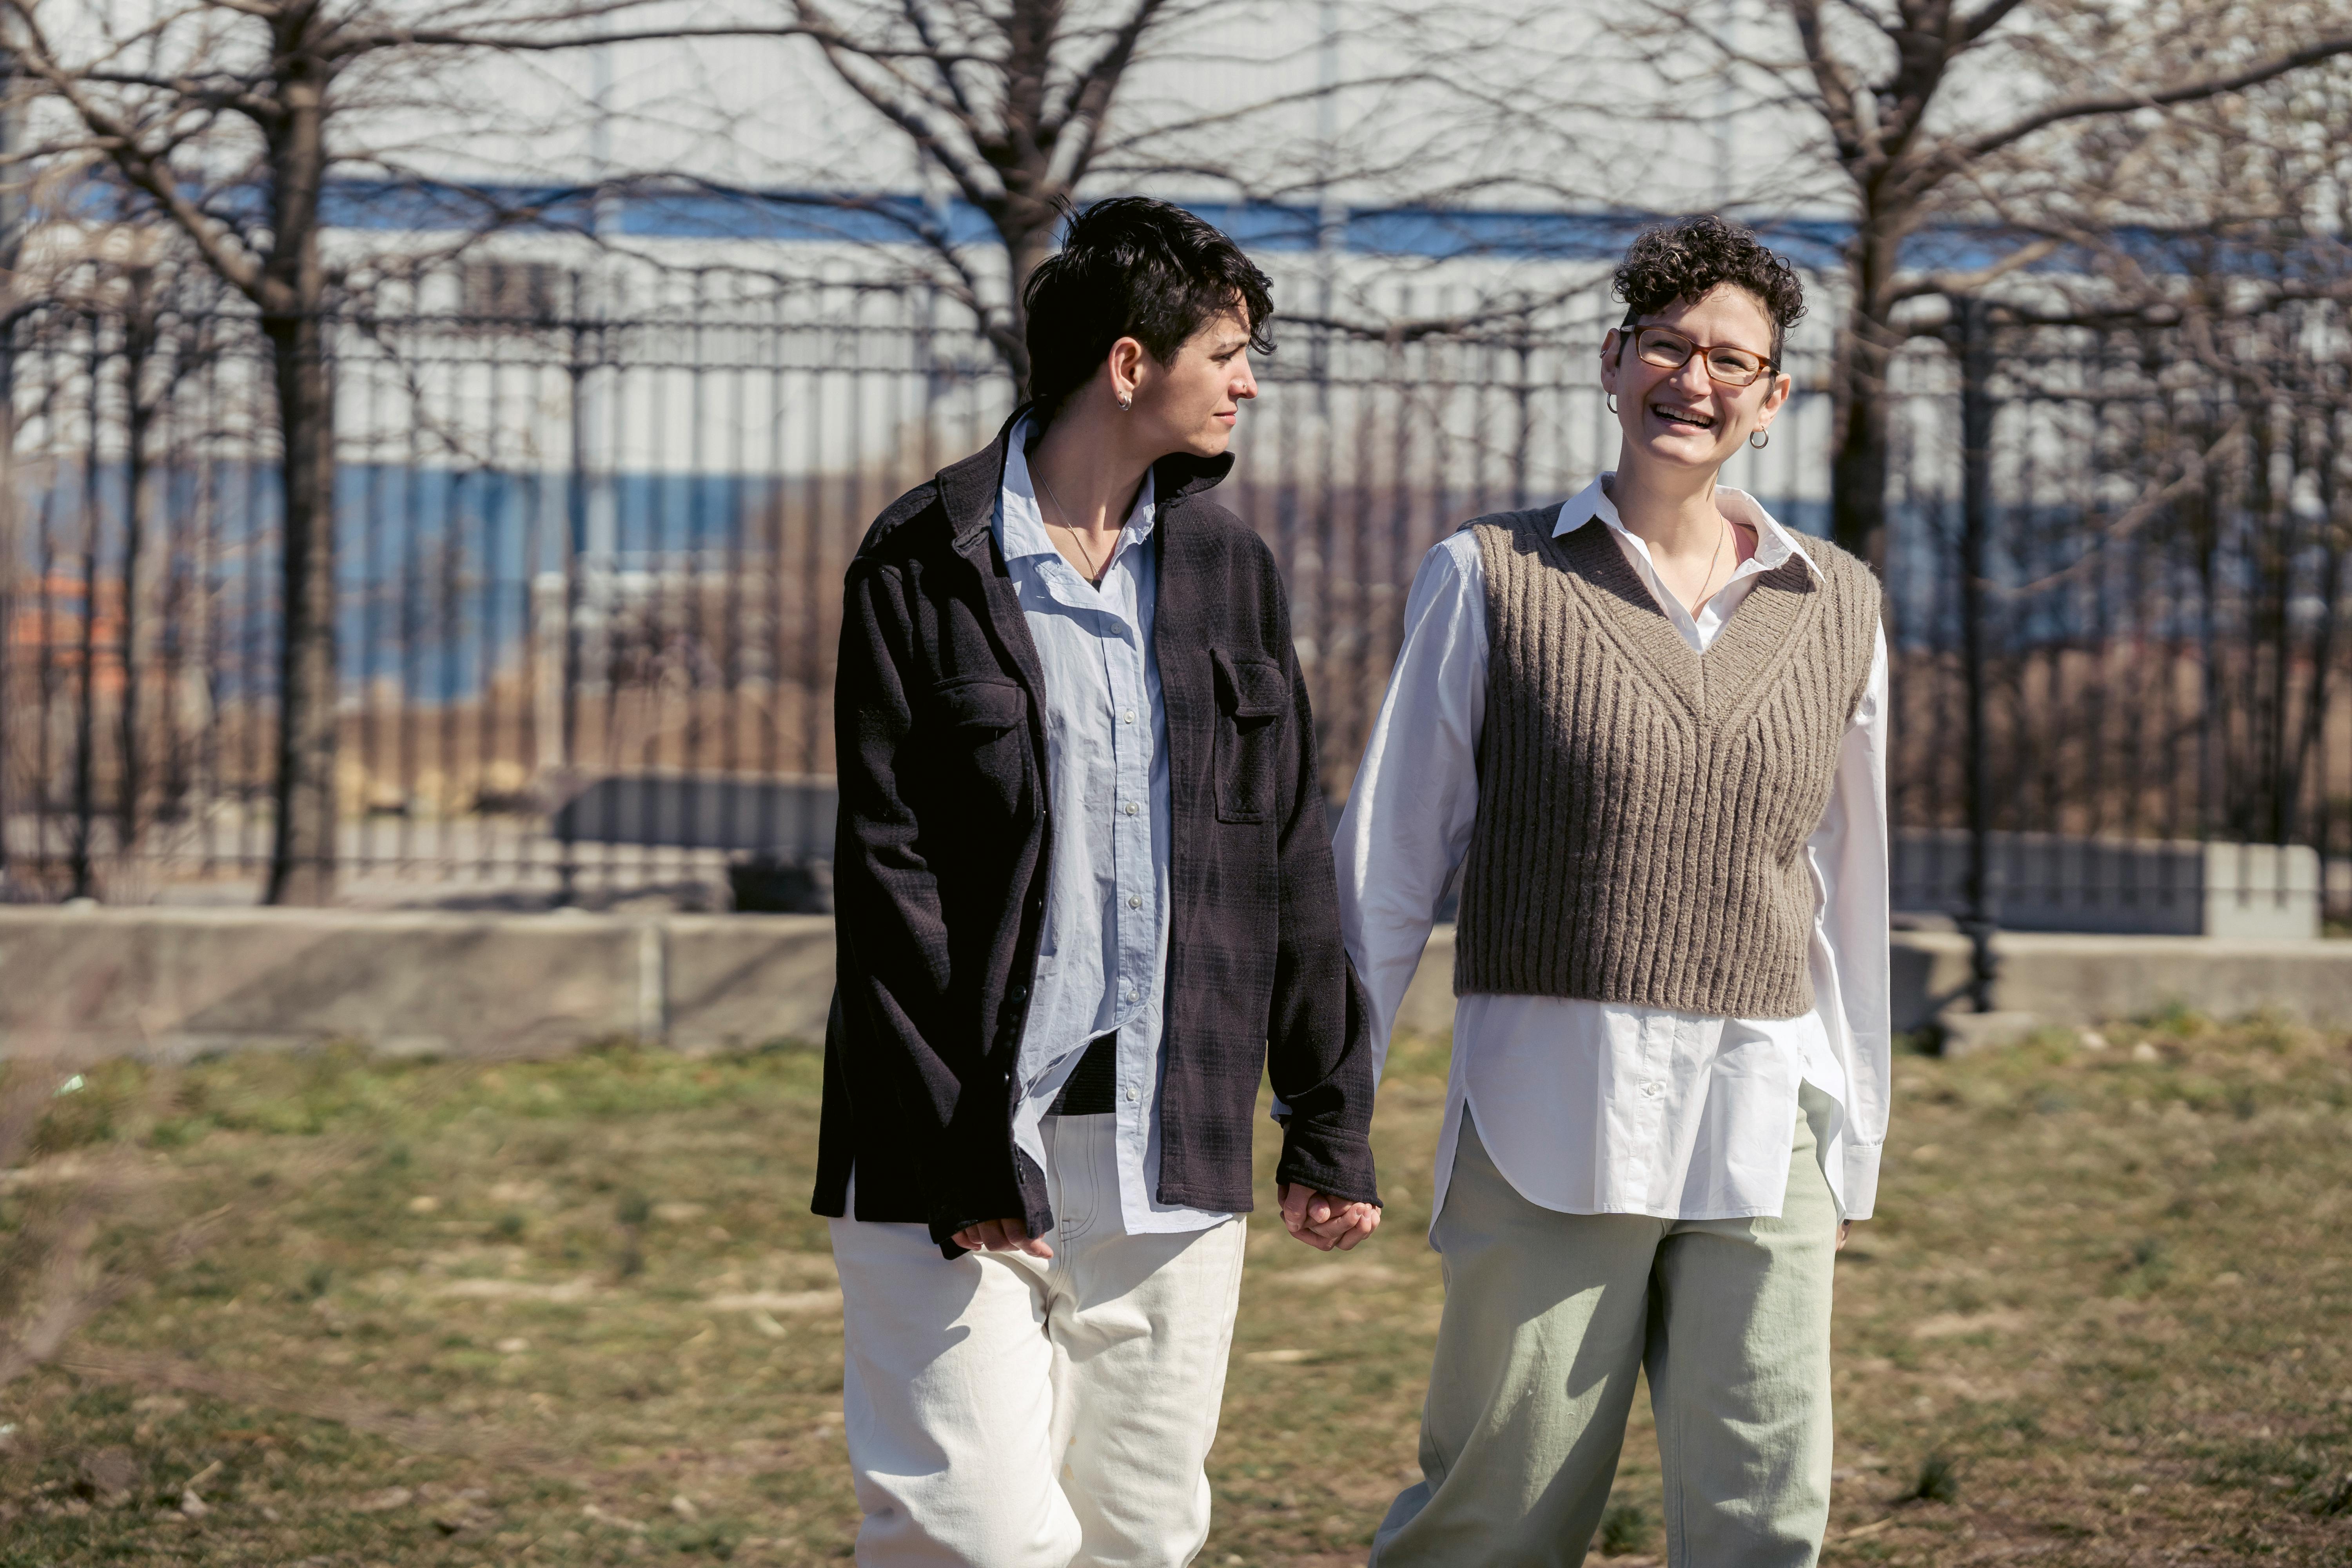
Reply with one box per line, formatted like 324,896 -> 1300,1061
1034,469 -> 1112,584
1685,513 -> 1732,615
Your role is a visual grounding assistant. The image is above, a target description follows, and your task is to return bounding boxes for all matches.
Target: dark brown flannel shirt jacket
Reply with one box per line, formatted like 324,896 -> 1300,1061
812,412 -> 1382,1251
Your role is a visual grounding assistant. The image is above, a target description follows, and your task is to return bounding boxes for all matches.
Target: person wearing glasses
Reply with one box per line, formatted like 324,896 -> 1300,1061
1335,214 -> 1887,1564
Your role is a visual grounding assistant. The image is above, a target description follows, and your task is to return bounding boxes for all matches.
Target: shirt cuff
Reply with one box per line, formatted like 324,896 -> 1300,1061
1274,1123 -> 1379,1209
1842,1139 -> 1883,1222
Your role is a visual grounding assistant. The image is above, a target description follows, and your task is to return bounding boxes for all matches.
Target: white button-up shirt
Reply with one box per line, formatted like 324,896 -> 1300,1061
1334,475 -> 1891,1230
996,421 -> 1230,1235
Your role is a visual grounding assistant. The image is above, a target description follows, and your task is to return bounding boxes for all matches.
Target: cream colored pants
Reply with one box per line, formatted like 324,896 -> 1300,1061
1371,1102 -> 1840,1568
827,1114 -> 1248,1568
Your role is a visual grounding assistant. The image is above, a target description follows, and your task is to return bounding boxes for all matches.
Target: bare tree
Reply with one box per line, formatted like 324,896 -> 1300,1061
1586,0 -> 2352,564
0,0 -> 725,902
0,0 -> 1482,901
576,2 -> 1541,391
4,0 -> 355,902
2022,58 -> 2352,851
773,0 -> 1195,388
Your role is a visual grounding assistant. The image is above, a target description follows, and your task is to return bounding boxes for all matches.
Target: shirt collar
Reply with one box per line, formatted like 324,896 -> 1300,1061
1557,472 -> 1823,583
996,414 -> 1160,566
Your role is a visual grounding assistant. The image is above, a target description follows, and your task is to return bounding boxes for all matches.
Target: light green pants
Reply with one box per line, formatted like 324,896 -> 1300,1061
1370,1100 -> 1839,1567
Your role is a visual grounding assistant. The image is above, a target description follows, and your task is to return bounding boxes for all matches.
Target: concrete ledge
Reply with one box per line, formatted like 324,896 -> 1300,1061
660,914 -> 836,1049
1889,929 -> 2352,1031
0,907 -> 833,1060
1414,926 -> 2352,1036
4,908 -> 2346,1063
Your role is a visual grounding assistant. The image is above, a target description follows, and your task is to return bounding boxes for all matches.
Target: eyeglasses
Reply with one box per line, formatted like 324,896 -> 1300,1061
1623,325 -> 1777,388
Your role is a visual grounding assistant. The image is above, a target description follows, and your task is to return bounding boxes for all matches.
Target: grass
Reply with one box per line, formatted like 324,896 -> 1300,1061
0,1012 -> 2349,1565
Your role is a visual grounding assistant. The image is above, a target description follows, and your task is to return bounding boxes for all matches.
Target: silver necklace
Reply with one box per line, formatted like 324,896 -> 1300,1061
1686,514 -> 1733,613
1035,470 -> 1112,584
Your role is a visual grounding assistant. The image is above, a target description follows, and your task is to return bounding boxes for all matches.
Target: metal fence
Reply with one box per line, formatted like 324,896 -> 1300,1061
3,254 -> 2348,928
1882,301 -> 2351,941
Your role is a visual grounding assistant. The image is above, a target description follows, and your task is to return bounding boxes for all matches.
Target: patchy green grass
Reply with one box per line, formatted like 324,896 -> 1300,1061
1,1013 -> 2349,1565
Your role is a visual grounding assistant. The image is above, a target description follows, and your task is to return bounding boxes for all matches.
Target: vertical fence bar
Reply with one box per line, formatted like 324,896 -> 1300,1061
117,281 -> 150,867
0,316 -> 15,884
1956,298 -> 2000,1011
557,271 -> 591,906
722,282 -> 748,867
71,319 -> 103,898
478,345 -> 507,881
760,287 -> 785,866
35,365 -> 62,883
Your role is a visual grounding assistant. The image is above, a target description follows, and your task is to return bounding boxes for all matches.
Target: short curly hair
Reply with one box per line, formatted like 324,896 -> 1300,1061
1612,214 -> 1806,366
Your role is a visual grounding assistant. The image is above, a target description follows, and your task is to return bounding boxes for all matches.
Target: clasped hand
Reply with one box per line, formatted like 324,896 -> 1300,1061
1276,1183 -> 1380,1251
951,1185 -> 1378,1258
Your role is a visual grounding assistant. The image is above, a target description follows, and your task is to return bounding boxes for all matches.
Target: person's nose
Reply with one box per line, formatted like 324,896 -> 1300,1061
1662,352 -> 1714,400
1233,356 -> 1258,401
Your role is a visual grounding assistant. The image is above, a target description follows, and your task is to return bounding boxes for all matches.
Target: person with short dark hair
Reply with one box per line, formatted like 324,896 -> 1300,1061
1338,214 -> 1889,1565
817,196 -> 1382,1566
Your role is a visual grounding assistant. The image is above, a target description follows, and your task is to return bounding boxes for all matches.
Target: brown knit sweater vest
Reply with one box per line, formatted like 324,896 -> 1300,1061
1452,506 -> 1881,1019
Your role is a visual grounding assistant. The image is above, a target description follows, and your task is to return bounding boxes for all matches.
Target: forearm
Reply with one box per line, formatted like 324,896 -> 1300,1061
833,560 -> 1003,1220
1332,535 -> 1487,1073
1267,662 -> 1382,1206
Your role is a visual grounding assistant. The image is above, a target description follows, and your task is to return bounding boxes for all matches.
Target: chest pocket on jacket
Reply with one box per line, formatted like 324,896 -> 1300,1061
1211,648 -> 1285,824
926,675 -> 1032,822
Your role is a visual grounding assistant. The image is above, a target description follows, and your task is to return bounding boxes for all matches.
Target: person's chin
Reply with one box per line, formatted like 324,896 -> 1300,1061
1633,431 -> 1728,469
1186,425 -> 1236,457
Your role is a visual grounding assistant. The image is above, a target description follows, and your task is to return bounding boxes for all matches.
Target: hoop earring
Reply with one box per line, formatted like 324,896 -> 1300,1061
1749,429 -> 1770,450
1606,394 -> 1619,414
1118,393 -> 1133,412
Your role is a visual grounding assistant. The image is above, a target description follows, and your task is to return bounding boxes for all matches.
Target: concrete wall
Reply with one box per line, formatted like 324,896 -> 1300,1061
1885,929 -> 2352,1031
0,907 -> 832,1060
4,909 -> 2348,1062
1415,924 -> 2352,1035
1892,831 -> 2320,939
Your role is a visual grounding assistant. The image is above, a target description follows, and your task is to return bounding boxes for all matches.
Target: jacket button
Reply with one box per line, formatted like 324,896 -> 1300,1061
1009,985 -> 1028,1005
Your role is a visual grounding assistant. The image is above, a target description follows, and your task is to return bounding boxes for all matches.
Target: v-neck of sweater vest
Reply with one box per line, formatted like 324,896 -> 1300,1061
1539,514 -> 1822,732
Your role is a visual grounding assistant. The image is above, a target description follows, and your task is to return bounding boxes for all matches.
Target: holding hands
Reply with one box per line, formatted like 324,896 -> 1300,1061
1278,1183 -> 1380,1251
953,1190 -> 1380,1257
951,1218 -> 1053,1258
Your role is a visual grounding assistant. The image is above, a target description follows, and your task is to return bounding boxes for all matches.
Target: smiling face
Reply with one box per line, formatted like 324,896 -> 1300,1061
1599,283 -> 1792,478
1118,308 -> 1259,459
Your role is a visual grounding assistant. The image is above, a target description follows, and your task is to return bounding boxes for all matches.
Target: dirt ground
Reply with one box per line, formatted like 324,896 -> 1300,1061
0,1007 -> 2346,1565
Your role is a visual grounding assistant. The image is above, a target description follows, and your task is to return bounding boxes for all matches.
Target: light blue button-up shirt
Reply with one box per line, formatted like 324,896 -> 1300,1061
997,419 -> 1231,1235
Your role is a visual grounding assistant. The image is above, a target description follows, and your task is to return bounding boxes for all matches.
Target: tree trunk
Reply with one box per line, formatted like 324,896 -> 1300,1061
262,69 -> 336,906
1829,222 -> 1904,568
995,213 -> 1057,400
117,271 -> 156,859
263,307 -> 338,905
0,56 -> 23,883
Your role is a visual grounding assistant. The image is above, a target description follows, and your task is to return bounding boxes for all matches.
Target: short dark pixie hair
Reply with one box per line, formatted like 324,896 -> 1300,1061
1612,214 -> 1806,365
1023,197 -> 1274,421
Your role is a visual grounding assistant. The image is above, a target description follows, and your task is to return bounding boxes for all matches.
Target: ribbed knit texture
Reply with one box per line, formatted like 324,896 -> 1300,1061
1453,507 -> 1881,1019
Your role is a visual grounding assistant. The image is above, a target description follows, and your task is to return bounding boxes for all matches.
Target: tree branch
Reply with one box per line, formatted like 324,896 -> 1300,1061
0,5 -> 275,305
1963,31 -> 2352,162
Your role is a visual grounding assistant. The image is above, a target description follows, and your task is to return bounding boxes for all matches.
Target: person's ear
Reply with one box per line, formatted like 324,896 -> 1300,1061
1599,330 -> 1624,398
1755,368 -> 1793,430
1108,336 -> 1147,408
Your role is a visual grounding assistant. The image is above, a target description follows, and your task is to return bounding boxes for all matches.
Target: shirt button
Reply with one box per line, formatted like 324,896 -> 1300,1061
1125,987 -> 1140,1002
1128,895 -> 1142,909
1641,1081 -> 1663,1099
1123,709 -> 1135,723
1125,1087 -> 1139,1103
1123,801 -> 1139,816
